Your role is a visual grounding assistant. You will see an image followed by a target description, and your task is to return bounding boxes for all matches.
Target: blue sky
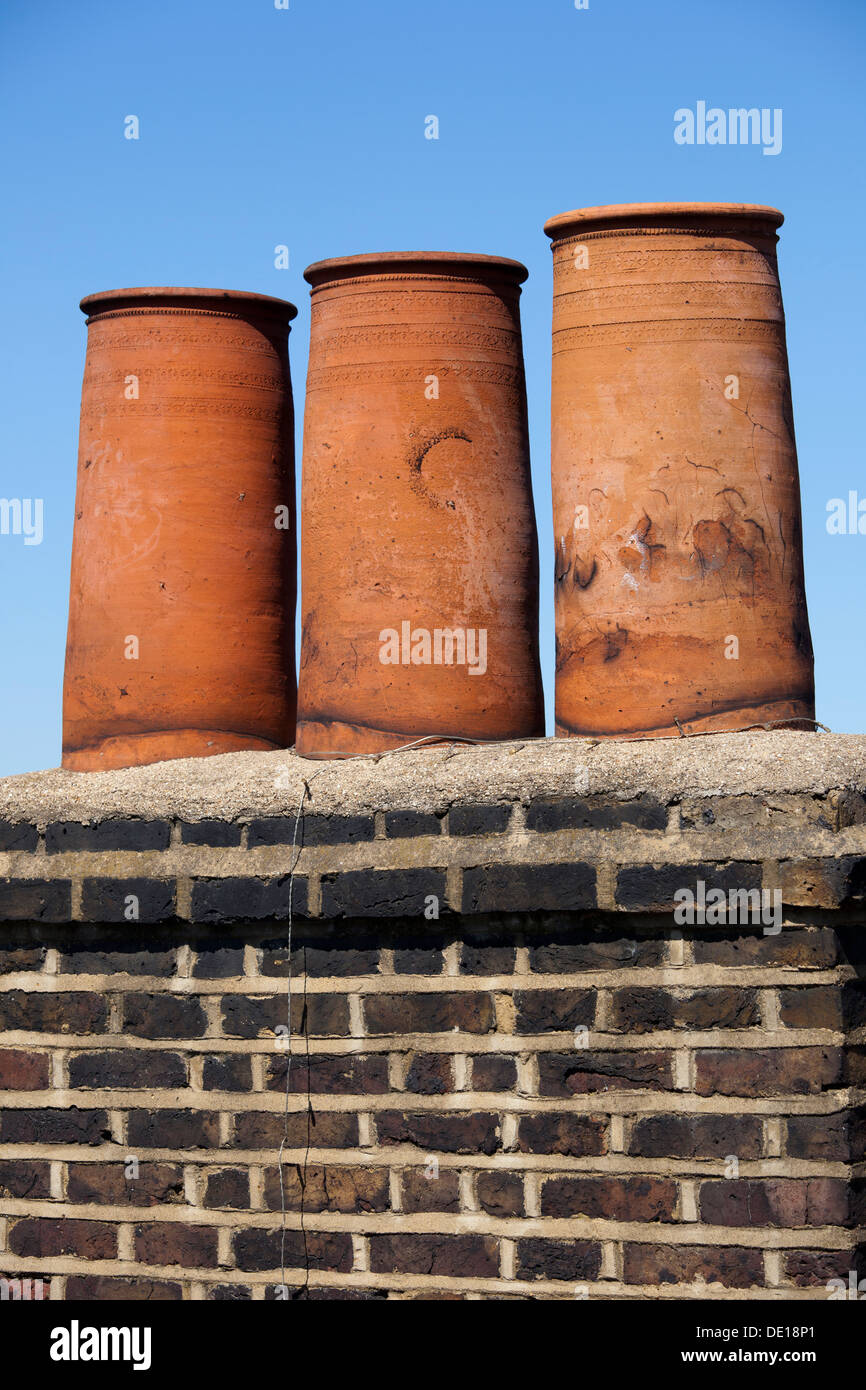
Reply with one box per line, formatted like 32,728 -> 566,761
0,0 -> 863,775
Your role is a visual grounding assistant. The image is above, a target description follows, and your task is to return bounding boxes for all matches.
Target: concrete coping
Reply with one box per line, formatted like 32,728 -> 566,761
0,732 -> 864,826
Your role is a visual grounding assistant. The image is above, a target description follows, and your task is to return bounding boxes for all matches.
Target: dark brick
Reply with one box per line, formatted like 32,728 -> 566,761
202,1054 -> 253,1092
515,1238 -> 601,1282
449,804 -> 511,836
234,1228 -> 353,1273
81,879 -> 175,924
123,993 -> 207,1039
780,857 -> 866,908
65,1276 -> 182,1300
693,929 -> 838,969
204,1169 -> 250,1209
321,870 -> 446,919
401,1167 -> 460,1213
0,1159 -> 50,1198
477,1171 -> 524,1217
529,934 -> 665,972
462,863 -> 596,914
232,1110 -> 358,1150
0,989 -> 107,1034
385,810 -> 444,838
695,1047 -> 842,1097
784,1250 -> 865,1287
514,988 -> 594,1033
779,986 -> 843,1030
180,821 -> 243,847
208,1284 -> 251,1300
261,938 -> 380,978
542,1175 -> 676,1222
517,1113 -> 607,1157
0,945 -> 46,972
69,1050 -> 187,1090
624,1243 -> 763,1288
365,992 -> 493,1035
370,1233 -> 498,1278
376,1110 -> 500,1155
0,1107 -> 109,1145
191,877 -> 308,923
221,993 -> 349,1039
127,1109 -> 221,1150
192,945 -> 246,979
538,1050 -> 673,1096
615,862 -> 762,911
460,939 -> 516,975
263,1164 -> 388,1213
67,1162 -> 184,1206
0,880 -> 71,922
61,945 -> 177,976
472,1055 -> 517,1093
46,820 -> 171,853
265,1053 -> 389,1095
248,815 -> 374,848
526,795 -> 666,833
700,1179 -> 850,1227
10,1218 -> 116,1259
405,1053 -> 453,1094
0,821 -> 38,852
392,944 -> 445,975
135,1222 -> 219,1267
609,987 -> 759,1032
786,1112 -> 864,1162
0,1049 -> 49,1090
629,1114 -> 763,1160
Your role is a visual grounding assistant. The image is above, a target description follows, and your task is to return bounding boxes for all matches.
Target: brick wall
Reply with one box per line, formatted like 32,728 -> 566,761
0,736 -> 864,1299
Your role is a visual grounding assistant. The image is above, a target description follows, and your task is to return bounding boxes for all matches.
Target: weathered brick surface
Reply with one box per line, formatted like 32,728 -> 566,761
0,773 -> 863,1300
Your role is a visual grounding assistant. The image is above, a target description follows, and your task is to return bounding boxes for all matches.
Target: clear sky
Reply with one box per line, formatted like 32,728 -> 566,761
0,0 -> 863,776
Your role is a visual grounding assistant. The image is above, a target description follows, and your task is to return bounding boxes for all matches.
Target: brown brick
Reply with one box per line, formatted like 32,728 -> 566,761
9,1218 -> 116,1260
67,1162 -> 185,1206
405,1053 -> 453,1094
0,1159 -> 50,1198
786,1113 -> 857,1161
265,1053 -> 389,1095
65,1276 -> 182,1300
514,988 -> 594,1034
538,1050 -> 673,1096
0,1049 -> 49,1090
695,1047 -> 842,1097
541,1175 -> 676,1222
202,1054 -> 253,1092
628,1114 -> 763,1160
364,992 -> 494,1035
263,1164 -> 389,1214
783,1250 -> 864,1288
515,1238 -> 601,1282
127,1109 -> 221,1150
517,1113 -> 607,1157
221,994 -> 349,1038
0,990 -> 108,1034
370,1233 -> 498,1278
529,934 -> 665,972
203,1170 -> 250,1210
778,987 -> 842,1030
609,987 -> 758,1032
123,993 -> 207,1039
375,1110 -> 500,1155
699,1179 -> 850,1227
234,1227 -> 353,1273
477,1171 -> 524,1217
623,1243 -> 763,1288
692,929 -> 837,969
471,1055 -> 517,1092
135,1222 -> 219,1267
401,1167 -> 461,1213
232,1111 -> 358,1150
780,857 -> 866,908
